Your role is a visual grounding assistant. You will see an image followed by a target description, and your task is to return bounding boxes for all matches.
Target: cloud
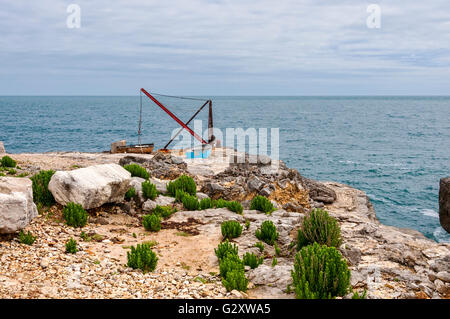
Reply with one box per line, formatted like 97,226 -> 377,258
0,0 -> 449,95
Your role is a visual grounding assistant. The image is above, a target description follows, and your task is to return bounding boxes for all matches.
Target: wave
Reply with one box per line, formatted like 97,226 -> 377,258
420,209 -> 439,219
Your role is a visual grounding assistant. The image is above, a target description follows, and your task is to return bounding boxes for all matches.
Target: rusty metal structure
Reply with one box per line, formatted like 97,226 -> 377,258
139,88 -> 214,150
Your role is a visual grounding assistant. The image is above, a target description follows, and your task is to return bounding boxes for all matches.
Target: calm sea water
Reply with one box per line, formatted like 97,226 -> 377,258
0,96 -> 449,242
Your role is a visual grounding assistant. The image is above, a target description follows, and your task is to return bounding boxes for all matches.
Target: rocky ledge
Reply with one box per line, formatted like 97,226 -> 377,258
0,148 -> 449,299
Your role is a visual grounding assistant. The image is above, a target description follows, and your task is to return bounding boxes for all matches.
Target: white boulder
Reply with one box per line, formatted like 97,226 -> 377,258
48,164 -> 131,209
0,177 -> 38,233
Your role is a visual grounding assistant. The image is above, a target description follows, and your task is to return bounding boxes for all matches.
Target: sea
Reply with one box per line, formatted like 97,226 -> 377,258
0,95 -> 449,242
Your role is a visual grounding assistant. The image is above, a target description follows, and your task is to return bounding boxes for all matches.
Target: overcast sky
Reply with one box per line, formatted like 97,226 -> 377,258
1,0 -> 449,95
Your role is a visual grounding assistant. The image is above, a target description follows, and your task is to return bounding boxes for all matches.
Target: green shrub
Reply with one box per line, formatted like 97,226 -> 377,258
175,189 -> 187,203
153,205 -> 176,219
352,289 -> 367,299
243,252 -> 263,269
124,164 -> 149,179
255,241 -> 265,252
182,194 -> 200,210
227,201 -> 243,214
19,230 -> 36,245
297,208 -> 342,250
272,256 -> 277,267
1,156 -> 16,168
215,240 -> 238,261
255,220 -> 278,245
245,219 -> 250,230
167,175 -> 196,197
30,170 -> 55,206
125,187 -> 136,200
142,214 -> 161,232
219,252 -> 244,278
62,202 -> 88,228
65,238 -> 78,254
221,220 -> 242,239
274,243 -> 281,256
213,198 -> 229,208
199,197 -> 213,210
127,243 -> 158,273
250,195 -> 274,213
291,242 -> 350,299
222,268 -> 248,292
7,168 -> 16,175
142,181 -> 157,200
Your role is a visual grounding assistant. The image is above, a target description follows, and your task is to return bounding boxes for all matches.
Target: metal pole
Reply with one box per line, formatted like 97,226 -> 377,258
140,88 -> 207,145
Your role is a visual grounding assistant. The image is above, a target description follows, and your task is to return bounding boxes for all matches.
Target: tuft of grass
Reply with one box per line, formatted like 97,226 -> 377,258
125,187 -> 137,200
1,156 -> 16,168
142,181 -> 157,200
175,231 -> 191,237
30,170 -> 56,207
166,175 -> 196,197
221,220 -> 242,239
272,256 -> 277,267
291,242 -> 350,299
62,202 -> 88,228
250,195 -> 275,214
296,208 -> 342,250
65,238 -> 78,254
19,230 -> 36,245
215,240 -> 238,261
124,164 -> 149,179
227,201 -> 243,214
255,241 -> 265,252
255,220 -> 279,245
127,243 -> 158,273
153,205 -> 176,219
243,252 -> 263,269
182,193 -> 200,211
199,197 -> 213,210
142,214 -> 161,232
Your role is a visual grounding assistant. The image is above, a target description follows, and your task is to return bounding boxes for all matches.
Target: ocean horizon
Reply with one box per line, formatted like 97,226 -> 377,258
1,95 -> 449,242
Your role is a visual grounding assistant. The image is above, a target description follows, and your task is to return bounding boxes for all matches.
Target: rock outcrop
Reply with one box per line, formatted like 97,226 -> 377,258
439,177 -> 450,233
0,177 -> 38,233
48,164 -> 131,209
0,141 -> 5,155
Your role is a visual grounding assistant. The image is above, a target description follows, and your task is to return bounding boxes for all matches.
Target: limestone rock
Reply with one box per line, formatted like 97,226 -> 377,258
143,200 -> 157,211
0,141 -> 5,154
0,177 -> 38,233
155,195 -> 175,207
48,164 -> 131,209
302,178 -> 336,203
150,178 -> 169,195
439,177 -> 450,233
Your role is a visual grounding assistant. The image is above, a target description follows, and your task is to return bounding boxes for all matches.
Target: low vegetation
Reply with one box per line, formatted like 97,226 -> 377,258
142,214 -> 161,232
19,230 -> 36,245
291,242 -> 350,299
65,238 -> 78,254
30,170 -> 55,207
221,220 -> 242,239
153,205 -> 176,219
255,241 -> 265,252
127,243 -> 158,273
62,202 -> 88,228
199,197 -> 213,210
214,240 -> 238,261
142,181 -> 157,200
124,187 -> 136,200
255,220 -> 279,245
296,208 -> 342,250
243,252 -> 263,269
220,253 -> 248,292
250,195 -> 275,214
182,193 -> 200,210
226,201 -> 243,214
1,155 -> 16,168
124,164 -> 149,179
167,174 -> 196,197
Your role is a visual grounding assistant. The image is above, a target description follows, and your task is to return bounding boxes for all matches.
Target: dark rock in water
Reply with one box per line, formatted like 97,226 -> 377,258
302,178 -> 336,204
439,177 -> 450,233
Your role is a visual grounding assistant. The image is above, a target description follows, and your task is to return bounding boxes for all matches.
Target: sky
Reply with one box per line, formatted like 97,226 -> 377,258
0,0 -> 449,95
